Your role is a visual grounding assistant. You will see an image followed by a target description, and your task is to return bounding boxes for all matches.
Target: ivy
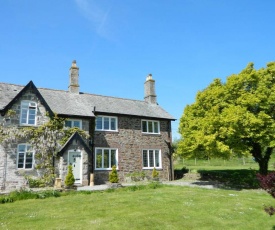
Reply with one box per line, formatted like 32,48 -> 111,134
0,113 -> 90,186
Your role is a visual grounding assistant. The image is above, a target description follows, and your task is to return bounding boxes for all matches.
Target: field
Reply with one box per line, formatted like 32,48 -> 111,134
1,157 -> 275,229
0,184 -> 274,230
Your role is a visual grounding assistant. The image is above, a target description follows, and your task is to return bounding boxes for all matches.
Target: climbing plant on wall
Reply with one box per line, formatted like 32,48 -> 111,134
0,113 -> 90,186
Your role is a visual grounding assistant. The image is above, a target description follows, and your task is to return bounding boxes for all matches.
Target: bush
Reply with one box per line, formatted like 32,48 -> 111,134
0,189 -> 61,204
152,167 -> 159,179
65,165 -> 75,187
109,165 -> 119,183
257,172 -> 275,216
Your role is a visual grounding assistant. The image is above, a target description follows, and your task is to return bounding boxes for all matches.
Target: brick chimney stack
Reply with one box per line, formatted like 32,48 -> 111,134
144,74 -> 157,104
69,60 -> 79,94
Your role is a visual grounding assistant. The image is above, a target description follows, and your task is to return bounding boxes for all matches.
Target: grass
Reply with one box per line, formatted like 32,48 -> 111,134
0,184 -> 274,230
174,156 -> 275,189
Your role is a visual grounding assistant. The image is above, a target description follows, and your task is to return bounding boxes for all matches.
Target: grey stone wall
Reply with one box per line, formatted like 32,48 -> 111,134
55,139 -> 90,186
0,89 -> 50,191
94,115 -> 172,184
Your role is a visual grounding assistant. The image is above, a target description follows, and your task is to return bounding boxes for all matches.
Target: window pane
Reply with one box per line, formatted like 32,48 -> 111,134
104,117 -> 109,130
149,150 -> 154,167
96,117 -> 102,130
143,150 -> 148,167
148,122 -> 153,133
142,121 -> 147,132
155,150 -> 160,167
29,109 -> 36,115
111,150 -> 116,167
154,122 -> 159,133
96,149 -> 102,168
110,118 -> 116,130
104,149 -> 109,168
73,121 -> 80,128
18,152 -> 24,168
18,145 -> 25,152
65,120 -> 72,127
25,152 -> 33,169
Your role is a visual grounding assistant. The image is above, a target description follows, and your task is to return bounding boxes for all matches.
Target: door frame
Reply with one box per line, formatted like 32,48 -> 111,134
68,150 -> 82,184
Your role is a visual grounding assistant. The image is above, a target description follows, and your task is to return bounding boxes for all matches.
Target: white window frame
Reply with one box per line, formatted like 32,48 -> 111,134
17,144 -> 34,169
142,149 -> 162,169
95,116 -> 118,131
95,148 -> 118,170
141,120 -> 160,134
20,100 -> 37,126
65,119 -> 82,129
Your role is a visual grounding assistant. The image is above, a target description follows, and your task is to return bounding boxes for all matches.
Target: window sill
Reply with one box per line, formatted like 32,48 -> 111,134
95,130 -> 119,133
142,133 -> 161,136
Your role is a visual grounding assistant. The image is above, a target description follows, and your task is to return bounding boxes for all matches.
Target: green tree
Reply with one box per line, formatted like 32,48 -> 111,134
178,62 -> 275,175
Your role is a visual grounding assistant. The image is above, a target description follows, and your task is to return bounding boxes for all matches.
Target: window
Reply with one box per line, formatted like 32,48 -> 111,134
17,144 -> 34,169
142,120 -> 160,134
142,149 -> 161,169
96,116 -> 117,131
65,119 -> 82,129
20,101 -> 37,125
95,148 -> 117,170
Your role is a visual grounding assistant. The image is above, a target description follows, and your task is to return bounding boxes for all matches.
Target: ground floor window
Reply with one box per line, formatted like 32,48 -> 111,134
142,149 -> 161,169
95,148 -> 118,170
17,144 -> 34,169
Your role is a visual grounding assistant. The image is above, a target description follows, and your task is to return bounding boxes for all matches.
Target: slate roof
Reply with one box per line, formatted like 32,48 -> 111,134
0,82 -> 175,120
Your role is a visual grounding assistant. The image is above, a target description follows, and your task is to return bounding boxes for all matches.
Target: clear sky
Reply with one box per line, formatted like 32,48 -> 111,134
1,0 -> 275,139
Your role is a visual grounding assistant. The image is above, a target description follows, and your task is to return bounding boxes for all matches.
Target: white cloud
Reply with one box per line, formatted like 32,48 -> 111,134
74,0 -> 112,38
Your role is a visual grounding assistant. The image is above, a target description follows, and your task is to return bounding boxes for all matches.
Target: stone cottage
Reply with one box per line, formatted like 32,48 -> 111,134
0,61 -> 175,191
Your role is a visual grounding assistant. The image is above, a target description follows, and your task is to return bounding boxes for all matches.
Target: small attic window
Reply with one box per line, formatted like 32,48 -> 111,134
20,101 -> 37,126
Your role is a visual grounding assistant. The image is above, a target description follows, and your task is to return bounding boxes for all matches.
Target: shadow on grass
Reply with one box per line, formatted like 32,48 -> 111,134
174,168 -> 259,190
197,169 -> 259,190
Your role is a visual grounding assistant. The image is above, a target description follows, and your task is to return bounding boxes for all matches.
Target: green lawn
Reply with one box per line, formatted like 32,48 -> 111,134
0,185 -> 274,230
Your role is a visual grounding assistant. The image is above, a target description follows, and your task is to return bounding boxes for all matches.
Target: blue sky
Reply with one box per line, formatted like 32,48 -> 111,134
1,0 -> 275,139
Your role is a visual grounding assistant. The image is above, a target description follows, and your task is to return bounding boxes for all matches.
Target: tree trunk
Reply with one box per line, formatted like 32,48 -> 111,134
252,143 -> 272,175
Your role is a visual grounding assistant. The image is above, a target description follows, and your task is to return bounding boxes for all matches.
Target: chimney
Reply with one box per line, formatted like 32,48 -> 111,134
69,60 -> 79,93
144,74 -> 157,104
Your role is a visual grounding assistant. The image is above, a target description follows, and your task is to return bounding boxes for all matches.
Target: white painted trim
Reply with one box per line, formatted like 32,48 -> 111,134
141,120 -> 160,134
95,116 -> 118,131
94,147 -> 118,170
142,149 -> 162,169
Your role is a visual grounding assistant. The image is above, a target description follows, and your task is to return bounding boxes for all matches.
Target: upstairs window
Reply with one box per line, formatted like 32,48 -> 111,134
142,120 -> 160,134
65,119 -> 82,129
96,116 -> 118,131
17,144 -> 34,169
20,101 -> 37,125
142,149 -> 161,169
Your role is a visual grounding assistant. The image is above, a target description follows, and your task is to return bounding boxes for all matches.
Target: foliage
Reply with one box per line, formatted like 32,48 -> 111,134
178,62 -> 275,175
65,165 -> 75,187
26,176 -> 46,188
0,113 -> 90,186
126,171 -> 146,181
152,167 -> 159,178
0,189 -> 60,204
257,172 -> 275,216
109,165 -> 119,183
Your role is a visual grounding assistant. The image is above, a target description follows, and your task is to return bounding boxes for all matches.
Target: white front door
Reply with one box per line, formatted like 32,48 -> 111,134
68,151 -> 82,184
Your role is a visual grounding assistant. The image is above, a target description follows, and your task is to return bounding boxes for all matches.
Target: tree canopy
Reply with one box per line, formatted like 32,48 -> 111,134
178,62 -> 275,175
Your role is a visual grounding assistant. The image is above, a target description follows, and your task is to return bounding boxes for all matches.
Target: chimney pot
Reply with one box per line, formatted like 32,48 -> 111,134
144,74 -> 157,104
69,60 -> 80,93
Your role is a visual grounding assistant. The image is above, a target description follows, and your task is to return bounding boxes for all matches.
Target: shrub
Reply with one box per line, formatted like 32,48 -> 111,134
65,165 -> 75,187
257,172 -> 275,216
109,165 -> 119,183
152,167 -> 159,179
